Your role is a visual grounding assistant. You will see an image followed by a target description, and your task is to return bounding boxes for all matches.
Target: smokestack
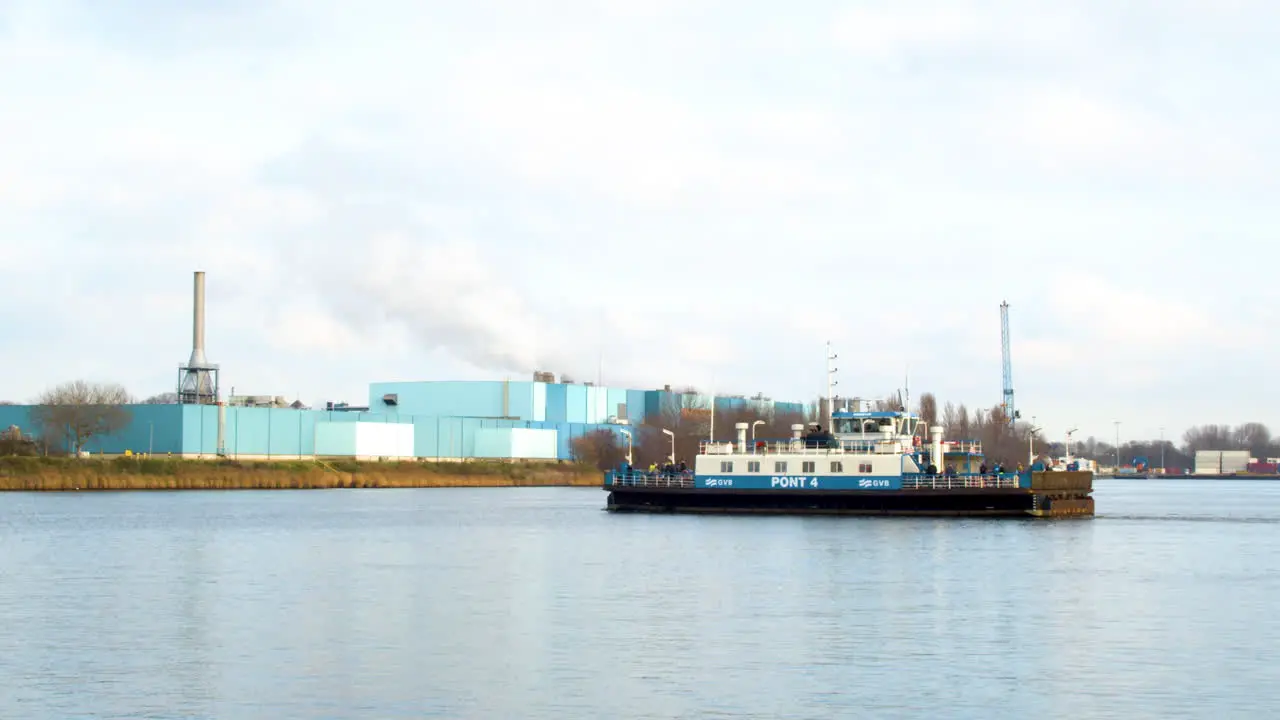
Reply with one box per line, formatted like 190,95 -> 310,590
178,269 -> 218,404
191,271 -> 207,365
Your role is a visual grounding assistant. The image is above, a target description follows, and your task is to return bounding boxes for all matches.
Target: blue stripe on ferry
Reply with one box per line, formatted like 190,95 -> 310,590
695,474 -> 902,491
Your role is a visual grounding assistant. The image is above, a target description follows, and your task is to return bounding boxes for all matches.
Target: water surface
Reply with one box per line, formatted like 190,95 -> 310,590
1,479 -> 1276,718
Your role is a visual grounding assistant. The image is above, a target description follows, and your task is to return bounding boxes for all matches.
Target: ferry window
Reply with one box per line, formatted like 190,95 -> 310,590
747,461 -> 761,473
720,461 -> 733,472
859,463 -> 873,473
774,461 -> 787,473
802,461 -> 815,473
830,461 -> 843,473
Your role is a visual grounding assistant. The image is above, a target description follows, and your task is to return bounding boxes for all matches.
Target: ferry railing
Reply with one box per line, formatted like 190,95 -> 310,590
901,473 -> 1019,490
698,440 -> 905,456
606,471 -> 695,489
696,439 -> 990,456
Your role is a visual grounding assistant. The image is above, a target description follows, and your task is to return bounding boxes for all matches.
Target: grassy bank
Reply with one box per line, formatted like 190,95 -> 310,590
0,456 -> 603,491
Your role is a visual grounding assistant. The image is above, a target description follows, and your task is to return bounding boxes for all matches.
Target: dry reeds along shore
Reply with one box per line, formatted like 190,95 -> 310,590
0,457 -> 603,491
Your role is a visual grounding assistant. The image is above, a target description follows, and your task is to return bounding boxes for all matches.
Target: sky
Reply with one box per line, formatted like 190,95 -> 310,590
0,0 -> 1276,446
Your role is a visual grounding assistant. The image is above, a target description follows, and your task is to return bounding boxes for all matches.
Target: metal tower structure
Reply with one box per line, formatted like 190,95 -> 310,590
1000,301 -> 1017,426
177,270 -> 220,405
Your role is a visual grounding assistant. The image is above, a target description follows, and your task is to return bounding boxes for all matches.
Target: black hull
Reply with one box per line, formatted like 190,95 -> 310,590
605,487 -> 1093,518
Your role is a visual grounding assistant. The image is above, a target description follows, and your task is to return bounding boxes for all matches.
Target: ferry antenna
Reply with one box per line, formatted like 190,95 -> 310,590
826,341 -> 838,430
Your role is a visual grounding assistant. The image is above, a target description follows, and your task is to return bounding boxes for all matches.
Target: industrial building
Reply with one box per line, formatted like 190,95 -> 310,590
0,270 -> 809,461
0,380 -> 808,461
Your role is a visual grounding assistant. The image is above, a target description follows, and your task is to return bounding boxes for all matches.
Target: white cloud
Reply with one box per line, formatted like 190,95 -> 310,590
265,304 -> 363,354
996,87 -> 1258,179
833,5 -> 988,58
831,2 -> 1089,60
1,0 -> 1277,441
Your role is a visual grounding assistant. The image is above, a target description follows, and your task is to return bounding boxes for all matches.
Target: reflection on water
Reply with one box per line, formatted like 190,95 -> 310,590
0,480 -> 1277,718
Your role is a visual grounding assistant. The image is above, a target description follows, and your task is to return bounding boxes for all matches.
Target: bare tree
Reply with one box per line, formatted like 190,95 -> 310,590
633,388 -> 798,467
571,428 -> 628,471
873,392 -> 904,412
1182,424 -> 1234,454
941,402 -> 957,435
143,392 -> 179,404
1232,422 -> 1271,458
955,404 -> 971,440
29,380 -> 134,455
648,389 -> 711,438
0,425 -> 38,456
918,393 -> 938,428
806,400 -> 820,423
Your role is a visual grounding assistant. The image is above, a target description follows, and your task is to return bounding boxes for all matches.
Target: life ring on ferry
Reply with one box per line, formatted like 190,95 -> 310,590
913,435 -> 921,447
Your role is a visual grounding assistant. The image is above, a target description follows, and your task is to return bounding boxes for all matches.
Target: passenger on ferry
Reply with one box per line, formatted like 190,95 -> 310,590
979,463 -> 988,475
926,462 -> 938,476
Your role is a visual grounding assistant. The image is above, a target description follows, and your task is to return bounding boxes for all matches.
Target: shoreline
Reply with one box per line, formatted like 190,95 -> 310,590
0,457 -> 602,491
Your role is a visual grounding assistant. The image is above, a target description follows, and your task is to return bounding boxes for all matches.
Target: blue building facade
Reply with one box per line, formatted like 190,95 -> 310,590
0,380 -> 811,460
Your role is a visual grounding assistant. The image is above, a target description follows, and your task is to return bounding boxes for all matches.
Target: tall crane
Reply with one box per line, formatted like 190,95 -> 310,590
1000,301 -> 1018,426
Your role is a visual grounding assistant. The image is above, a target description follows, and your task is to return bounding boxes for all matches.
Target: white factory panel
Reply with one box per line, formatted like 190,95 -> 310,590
473,428 -> 558,459
509,428 -> 558,459
316,422 -> 414,459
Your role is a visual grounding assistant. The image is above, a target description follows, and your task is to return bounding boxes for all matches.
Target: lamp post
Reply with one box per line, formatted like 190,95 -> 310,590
1029,425 -> 1042,466
1066,427 -> 1078,461
1114,420 -> 1121,468
1157,425 -> 1167,471
619,428 -> 633,466
661,428 -> 675,464
751,420 -> 764,447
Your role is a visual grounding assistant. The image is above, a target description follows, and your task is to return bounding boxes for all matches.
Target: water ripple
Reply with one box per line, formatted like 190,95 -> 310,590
0,481 -> 1275,718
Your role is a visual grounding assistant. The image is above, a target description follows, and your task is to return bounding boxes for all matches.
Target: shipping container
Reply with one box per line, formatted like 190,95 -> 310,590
1221,450 -> 1249,474
1194,450 -> 1222,474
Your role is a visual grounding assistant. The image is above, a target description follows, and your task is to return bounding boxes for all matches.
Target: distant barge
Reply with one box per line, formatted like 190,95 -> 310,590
604,410 -> 1094,518
1110,473 -> 1280,480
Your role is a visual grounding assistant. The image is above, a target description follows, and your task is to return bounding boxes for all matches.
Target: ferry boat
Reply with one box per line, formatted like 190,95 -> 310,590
603,410 -> 1094,517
